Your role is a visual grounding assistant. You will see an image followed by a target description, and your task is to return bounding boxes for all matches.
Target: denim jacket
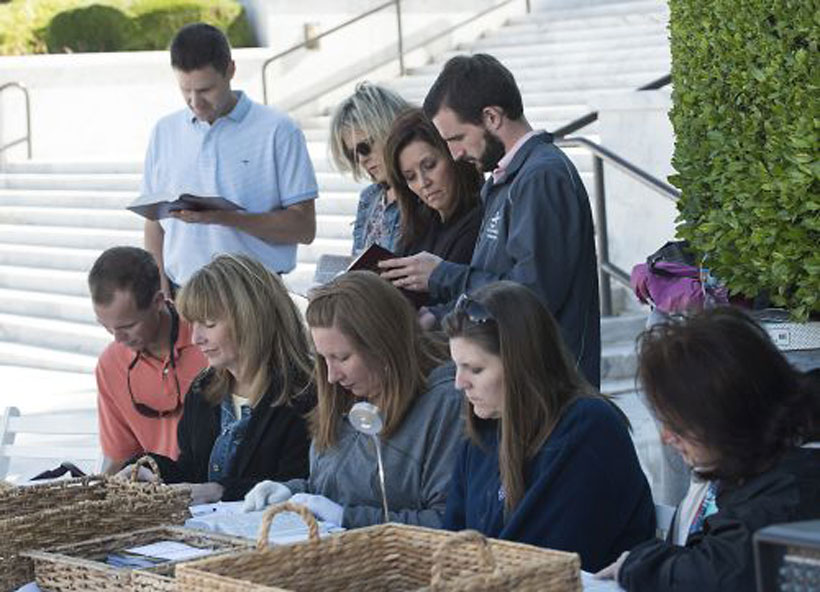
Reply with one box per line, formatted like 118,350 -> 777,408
351,183 -> 401,255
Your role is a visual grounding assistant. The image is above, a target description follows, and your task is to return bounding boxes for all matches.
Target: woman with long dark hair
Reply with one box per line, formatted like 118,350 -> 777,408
383,108 -> 482,263
443,281 -> 654,572
598,307 -> 820,591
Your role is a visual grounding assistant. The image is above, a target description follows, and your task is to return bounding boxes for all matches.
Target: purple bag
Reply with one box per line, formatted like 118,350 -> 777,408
631,253 -> 728,315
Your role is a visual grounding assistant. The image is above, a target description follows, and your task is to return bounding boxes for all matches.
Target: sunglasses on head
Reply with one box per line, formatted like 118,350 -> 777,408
345,139 -> 373,161
454,293 -> 495,324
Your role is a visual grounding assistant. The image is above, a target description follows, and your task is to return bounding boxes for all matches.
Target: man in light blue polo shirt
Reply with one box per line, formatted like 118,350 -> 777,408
143,23 -> 317,294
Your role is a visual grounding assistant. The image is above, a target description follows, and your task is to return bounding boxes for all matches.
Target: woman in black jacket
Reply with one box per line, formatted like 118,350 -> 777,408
122,254 -> 315,504
383,108 -> 483,264
597,307 -> 820,591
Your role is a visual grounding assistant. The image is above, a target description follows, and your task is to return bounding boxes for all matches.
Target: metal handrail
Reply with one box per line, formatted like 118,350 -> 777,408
261,0 -> 529,106
0,82 -> 32,159
555,136 -> 680,315
553,73 -> 673,138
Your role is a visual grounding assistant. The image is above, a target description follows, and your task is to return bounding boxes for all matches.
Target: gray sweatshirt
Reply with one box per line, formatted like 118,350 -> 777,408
285,363 -> 463,529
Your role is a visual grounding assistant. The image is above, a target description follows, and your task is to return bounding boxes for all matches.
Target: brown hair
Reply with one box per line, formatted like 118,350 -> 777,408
443,281 -> 597,513
305,271 -> 448,450
637,306 -> 820,483
384,108 -> 482,252
176,254 -> 313,407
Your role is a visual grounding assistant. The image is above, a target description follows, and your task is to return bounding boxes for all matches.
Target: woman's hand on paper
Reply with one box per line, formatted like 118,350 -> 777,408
172,482 -> 223,506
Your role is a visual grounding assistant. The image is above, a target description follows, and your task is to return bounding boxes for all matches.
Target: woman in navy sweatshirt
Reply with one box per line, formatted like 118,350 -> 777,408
443,281 -> 654,572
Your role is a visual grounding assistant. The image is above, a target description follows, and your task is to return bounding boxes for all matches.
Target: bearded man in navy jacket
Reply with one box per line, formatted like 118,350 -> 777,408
380,53 -> 600,387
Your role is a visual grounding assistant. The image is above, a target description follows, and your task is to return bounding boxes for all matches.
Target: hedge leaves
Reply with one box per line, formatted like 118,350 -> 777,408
669,0 -> 819,319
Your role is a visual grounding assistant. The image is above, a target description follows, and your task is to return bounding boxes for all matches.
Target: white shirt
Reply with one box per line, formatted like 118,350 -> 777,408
141,91 -> 318,282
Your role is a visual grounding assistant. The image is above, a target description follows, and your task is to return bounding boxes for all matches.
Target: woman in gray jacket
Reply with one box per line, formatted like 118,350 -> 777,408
243,271 -> 463,528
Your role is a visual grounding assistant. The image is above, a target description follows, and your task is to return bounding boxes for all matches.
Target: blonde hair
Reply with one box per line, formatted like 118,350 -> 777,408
176,254 -> 313,406
328,82 -> 410,181
305,271 -> 448,450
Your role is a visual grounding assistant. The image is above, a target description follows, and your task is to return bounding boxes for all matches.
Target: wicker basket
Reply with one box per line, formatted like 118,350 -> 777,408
0,457 -> 190,591
176,502 -> 582,592
24,526 -> 253,592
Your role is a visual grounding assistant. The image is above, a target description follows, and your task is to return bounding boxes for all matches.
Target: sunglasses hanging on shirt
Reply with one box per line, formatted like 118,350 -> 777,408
126,302 -> 183,419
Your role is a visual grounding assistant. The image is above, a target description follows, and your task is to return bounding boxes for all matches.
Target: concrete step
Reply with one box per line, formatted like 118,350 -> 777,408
506,0 -> 668,24
0,243 -> 100,271
406,57 -> 670,85
0,188 -> 360,216
452,34 -> 670,60
2,160 -> 143,175
600,340 -> 638,382
600,313 -> 647,345
0,342 -> 97,373
299,104 -> 591,131
0,288 -> 95,324
0,173 -> 142,192
0,206 -> 143,230
398,85 -> 656,107
0,189 -> 134,209
418,45 -> 670,74
0,264 -> 89,297
0,224 -> 140,250
0,206 -> 354,240
478,21 -> 667,48
0,312 -> 109,358
393,69 -> 669,97
501,10 -> 667,35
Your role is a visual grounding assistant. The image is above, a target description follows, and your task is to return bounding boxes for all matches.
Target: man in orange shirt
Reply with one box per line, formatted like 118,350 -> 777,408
88,247 -> 207,474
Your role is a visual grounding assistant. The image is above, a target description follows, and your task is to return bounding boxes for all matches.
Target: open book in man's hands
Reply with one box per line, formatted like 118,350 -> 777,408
126,193 -> 245,221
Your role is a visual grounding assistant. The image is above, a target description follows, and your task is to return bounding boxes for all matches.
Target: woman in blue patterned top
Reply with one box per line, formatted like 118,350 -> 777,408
329,82 -> 409,255
120,254 -> 315,505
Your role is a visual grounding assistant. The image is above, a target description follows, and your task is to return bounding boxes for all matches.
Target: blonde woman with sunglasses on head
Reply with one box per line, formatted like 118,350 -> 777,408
329,82 -> 410,255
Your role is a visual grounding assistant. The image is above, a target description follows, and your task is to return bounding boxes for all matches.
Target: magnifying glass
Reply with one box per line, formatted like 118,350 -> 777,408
348,401 -> 389,523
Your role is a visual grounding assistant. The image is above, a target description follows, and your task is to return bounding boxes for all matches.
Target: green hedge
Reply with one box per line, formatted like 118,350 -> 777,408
668,0 -> 819,319
0,0 -> 255,55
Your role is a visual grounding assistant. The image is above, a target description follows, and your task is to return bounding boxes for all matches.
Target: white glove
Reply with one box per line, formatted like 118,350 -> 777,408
242,480 -> 292,513
289,493 -> 344,526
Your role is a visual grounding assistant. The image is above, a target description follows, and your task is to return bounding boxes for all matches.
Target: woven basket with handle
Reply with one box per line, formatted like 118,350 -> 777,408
0,456 -> 190,590
25,525 -> 253,592
176,502 -> 582,592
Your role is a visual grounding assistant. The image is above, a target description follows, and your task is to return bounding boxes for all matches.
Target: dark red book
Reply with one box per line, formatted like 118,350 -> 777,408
347,244 -> 428,309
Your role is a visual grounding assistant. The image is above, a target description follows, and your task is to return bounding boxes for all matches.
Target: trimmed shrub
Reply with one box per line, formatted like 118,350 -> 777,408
0,0 -> 255,55
129,0 -> 255,50
43,4 -> 135,53
668,0 -> 819,319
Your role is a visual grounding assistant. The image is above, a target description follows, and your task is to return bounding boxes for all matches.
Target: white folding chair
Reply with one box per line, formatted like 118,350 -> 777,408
0,406 -> 102,483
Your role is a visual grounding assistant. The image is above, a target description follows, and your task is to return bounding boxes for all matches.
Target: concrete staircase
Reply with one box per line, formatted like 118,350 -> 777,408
0,0 -> 667,375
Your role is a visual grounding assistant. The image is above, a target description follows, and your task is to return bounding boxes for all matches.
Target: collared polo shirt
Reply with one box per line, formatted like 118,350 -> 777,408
96,316 -> 208,461
141,91 -> 318,283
